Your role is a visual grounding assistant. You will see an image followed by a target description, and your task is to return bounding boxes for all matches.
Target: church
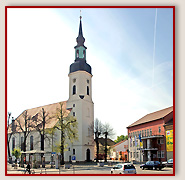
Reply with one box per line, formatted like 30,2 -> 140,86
8,16 -> 95,163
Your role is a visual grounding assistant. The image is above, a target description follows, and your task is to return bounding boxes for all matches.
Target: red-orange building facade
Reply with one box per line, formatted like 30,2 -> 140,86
127,106 -> 173,163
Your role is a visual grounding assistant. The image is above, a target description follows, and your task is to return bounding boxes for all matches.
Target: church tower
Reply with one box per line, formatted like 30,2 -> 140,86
67,16 -> 94,162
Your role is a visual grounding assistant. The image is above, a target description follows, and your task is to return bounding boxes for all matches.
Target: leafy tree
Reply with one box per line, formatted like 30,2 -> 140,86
114,135 -> 128,143
12,148 -> 21,163
54,103 -> 78,165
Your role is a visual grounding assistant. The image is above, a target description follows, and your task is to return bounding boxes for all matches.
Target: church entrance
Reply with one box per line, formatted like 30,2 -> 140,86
86,149 -> 90,162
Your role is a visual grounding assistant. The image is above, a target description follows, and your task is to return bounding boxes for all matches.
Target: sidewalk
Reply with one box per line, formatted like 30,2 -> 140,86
7,163 -> 110,174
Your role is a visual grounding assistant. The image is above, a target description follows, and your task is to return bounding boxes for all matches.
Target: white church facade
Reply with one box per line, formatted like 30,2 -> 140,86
8,16 -> 95,163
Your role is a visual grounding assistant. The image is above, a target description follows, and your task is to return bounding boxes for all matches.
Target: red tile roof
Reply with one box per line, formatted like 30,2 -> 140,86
127,106 -> 173,128
8,101 -> 70,133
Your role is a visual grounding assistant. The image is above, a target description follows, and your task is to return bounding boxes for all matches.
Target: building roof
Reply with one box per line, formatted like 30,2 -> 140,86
127,106 -> 173,128
97,137 -> 116,146
8,101 -> 70,133
112,139 -> 128,148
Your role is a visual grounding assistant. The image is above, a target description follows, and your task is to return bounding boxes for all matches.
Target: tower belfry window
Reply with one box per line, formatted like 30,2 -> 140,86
83,50 -> 85,58
76,50 -> 79,58
73,85 -> 76,95
87,86 -> 89,95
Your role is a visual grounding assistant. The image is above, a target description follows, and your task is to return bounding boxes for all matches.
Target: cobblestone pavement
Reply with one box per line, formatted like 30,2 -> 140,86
7,163 -> 174,175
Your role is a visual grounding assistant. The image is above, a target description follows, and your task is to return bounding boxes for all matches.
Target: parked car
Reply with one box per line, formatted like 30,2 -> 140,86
163,159 -> 173,167
111,163 -> 136,174
140,161 -> 165,170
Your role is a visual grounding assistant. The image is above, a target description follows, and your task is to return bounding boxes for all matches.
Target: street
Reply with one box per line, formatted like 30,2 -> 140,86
7,163 -> 173,175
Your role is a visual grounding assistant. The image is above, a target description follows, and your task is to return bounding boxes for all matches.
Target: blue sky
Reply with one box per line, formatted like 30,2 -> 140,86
7,8 -> 173,139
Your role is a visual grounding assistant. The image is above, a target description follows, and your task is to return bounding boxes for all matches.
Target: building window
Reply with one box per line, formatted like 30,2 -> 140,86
161,151 -> 165,158
87,86 -> 89,95
150,129 -> 152,136
133,152 -> 135,158
157,151 -> 161,158
145,130 -> 146,137
160,138 -> 164,144
157,139 -> 161,144
87,79 -> 89,84
73,104 -> 75,107
30,136 -> 33,150
142,130 -> 144,137
147,129 -> 149,136
73,149 -> 75,155
12,137 -> 15,151
158,126 -> 161,133
130,152 -> 132,158
68,148 -> 70,151
73,112 -> 75,116
136,152 -> 139,158
73,85 -> 76,95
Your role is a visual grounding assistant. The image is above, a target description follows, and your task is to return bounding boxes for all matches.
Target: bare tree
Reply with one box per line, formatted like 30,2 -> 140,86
102,123 -> 114,162
31,108 -> 52,167
7,112 -> 15,163
54,103 -> 78,165
15,110 -> 33,165
89,118 -> 103,162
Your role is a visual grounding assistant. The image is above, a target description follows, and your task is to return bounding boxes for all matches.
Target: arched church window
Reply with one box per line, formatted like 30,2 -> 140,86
12,137 -> 15,151
73,85 -> 76,95
76,50 -> 79,58
30,135 -> 33,150
87,86 -> 89,95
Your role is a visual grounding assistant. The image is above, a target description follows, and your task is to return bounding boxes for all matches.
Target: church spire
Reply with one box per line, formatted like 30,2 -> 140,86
69,15 -> 92,75
76,15 -> 85,47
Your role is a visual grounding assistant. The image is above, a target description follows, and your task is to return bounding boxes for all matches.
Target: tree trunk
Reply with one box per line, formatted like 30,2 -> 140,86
95,135 -> 99,162
104,133 -> 108,162
7,136 -> 11,161
60,127 -> 65,165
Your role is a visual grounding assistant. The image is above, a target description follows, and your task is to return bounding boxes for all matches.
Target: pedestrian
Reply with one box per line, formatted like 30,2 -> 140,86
26,162 -> 31,174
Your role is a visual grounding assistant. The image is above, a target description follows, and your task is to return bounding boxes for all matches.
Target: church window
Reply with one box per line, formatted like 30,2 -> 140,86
87,79 -> 89,84
12,137 -> 15,151
73,85 -> 76,95
87,86 -> 89,95
73,149 -> 75,155
30,135 -> 33,150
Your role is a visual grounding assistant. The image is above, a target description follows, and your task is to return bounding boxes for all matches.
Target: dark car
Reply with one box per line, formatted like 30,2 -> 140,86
164,159 -> 173,168
140,161 -> 165,170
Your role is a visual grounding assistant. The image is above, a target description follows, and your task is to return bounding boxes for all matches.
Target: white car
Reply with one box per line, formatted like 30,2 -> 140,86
111,163 -> 136,174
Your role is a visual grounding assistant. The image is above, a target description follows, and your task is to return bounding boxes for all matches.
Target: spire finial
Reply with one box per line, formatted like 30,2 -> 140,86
80,10 -> 82,20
